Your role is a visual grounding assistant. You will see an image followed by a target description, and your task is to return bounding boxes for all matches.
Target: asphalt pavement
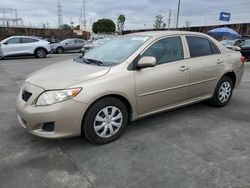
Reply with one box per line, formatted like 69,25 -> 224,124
0,53 -> 250,188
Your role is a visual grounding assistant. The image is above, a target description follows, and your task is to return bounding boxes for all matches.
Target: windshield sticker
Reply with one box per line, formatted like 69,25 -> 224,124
131,37 -> 149,42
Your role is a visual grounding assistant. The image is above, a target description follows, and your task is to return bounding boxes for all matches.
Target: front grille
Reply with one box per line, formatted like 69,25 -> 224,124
42,122 -> 55,132
22,90 -> 32,102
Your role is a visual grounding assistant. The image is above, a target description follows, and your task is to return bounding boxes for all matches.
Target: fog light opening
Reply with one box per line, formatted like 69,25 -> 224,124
42,122 -> 55,132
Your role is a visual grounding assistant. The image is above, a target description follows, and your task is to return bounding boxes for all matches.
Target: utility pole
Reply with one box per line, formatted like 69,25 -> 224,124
57,1 -> 63,28
167,9 -> 172,30
80,9 -> 82,30
176,0 -> 181,28
83,0 -> 86,30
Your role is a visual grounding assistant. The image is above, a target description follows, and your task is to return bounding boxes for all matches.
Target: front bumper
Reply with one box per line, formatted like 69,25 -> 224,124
16,83 -> 89,139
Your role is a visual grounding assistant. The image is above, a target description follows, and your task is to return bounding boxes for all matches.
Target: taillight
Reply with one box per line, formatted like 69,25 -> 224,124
240,56 -> 246,63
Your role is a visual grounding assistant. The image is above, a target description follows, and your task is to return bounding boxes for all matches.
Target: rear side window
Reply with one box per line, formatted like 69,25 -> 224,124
75,39 -> 84,43
21,38 -> 39,43
186,36 -> 220,58
141,37 -> 184,65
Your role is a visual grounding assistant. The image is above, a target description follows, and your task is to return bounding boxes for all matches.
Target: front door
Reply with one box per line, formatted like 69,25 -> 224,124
135,36 -> 190,115
2,37 -> 22,56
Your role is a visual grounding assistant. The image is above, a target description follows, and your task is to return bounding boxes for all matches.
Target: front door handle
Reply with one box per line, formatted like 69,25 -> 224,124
179,65 -> 189,72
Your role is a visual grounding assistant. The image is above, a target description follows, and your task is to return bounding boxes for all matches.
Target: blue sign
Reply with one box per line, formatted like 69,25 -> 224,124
219,12 -> 231,21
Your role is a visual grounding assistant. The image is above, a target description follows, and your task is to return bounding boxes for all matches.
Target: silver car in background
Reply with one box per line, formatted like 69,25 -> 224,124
0,36 -> 51,59
81,38 -> 111,54
51,38 -> 86,54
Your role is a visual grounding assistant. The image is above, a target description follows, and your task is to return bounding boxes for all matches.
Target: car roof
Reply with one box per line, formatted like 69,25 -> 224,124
6,36 -> 42,40
63,38 -> 84,40
128,31 -> 209,37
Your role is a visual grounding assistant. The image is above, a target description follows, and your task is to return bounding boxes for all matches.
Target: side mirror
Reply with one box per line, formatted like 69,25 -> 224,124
137,56 -> 156,69
65,43 -> 68,45
3,42 -> 8,45
81,50 -> 85,56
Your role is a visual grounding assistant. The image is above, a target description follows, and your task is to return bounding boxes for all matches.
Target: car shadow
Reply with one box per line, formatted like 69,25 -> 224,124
58,101 -> 212,148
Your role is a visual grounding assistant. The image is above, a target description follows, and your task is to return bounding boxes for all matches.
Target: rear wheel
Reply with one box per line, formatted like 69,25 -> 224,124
35,48 -> 47,58
56,47 -> 64,54
210,76 -> 233,107
82,97 -> 128,144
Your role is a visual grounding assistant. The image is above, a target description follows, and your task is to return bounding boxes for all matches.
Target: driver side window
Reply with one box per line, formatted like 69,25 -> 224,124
7,38 -> 21,44
141,37 -> 184,65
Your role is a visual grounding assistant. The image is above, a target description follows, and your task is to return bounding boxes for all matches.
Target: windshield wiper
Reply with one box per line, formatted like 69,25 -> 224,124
84,58 -> 104,66
74,57 -> 105,66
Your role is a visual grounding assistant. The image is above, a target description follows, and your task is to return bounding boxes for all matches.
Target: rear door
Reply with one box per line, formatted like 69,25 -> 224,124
21,37 -> 39,54
1,37 -> 22,56
74,39 -> 85,50
184,36 -> 224,100
135,36 -> 190,115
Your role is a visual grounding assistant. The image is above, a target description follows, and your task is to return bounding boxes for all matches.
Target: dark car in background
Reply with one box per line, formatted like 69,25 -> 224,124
239,39 -> 250,59
51,38 -> 86,54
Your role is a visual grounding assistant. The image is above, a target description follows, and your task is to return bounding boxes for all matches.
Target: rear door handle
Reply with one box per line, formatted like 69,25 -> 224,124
179,65 -> 189,72
216,59 -> 224,64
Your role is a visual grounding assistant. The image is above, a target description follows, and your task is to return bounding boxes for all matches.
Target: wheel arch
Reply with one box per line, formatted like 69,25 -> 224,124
56,46 -> 64,51
81,94 -> 134,133
34,47 -> 48,54
222,71 -> 236,88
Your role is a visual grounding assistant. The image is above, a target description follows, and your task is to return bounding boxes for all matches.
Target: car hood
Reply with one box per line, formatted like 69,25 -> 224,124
26,59 -> 111,90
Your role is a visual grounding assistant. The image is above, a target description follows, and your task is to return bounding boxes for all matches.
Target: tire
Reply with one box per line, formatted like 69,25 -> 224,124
210,76 -> 233,107
56,47 -> 64,54
35,48 -> 47,58
82,97 -> 128,144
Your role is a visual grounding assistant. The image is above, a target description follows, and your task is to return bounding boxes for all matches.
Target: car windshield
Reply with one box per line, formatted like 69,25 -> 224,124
81,35 -> 149,65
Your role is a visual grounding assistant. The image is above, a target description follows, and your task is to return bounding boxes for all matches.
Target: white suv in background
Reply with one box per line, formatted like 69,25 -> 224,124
0,36 -> 51,59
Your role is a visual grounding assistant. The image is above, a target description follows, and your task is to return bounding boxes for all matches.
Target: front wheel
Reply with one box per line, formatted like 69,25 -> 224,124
82,97 -> 128,144
210,76 -> 233,107
56,47 -> 64,54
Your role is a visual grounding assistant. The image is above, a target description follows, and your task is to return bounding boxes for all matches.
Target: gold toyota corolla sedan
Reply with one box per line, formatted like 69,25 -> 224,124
16,31 -> 245,144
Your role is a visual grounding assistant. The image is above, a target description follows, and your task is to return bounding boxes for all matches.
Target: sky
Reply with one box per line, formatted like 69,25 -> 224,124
0,0 -> 249,29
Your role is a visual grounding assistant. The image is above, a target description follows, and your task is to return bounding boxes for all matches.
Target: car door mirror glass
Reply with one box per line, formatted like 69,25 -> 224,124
137,56 -> 156,69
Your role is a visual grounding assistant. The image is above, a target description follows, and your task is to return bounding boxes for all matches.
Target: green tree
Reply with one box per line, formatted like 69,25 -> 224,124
74,25 -> 80,30
92,19 -> 116,34
117,14 -> 126,34
153,15 -> 166,29
60,24 -> 72,30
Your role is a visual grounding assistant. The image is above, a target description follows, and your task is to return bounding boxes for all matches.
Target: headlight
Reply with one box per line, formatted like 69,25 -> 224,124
36,88 -> 82,106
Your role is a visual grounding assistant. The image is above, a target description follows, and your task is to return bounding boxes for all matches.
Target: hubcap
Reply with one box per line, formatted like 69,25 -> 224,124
37,49 -> 45,57
218,81 -> 231,103
94,106 -> 123,138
